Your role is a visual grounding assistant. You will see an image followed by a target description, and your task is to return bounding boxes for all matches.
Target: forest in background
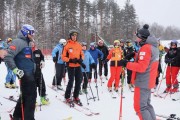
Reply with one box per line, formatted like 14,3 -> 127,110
0,0 -> 180,49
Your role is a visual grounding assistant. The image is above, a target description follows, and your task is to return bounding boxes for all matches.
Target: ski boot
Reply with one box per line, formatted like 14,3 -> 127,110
164,87 -> 171,93
108,87 -> 112,92
79,90 -> 83,95
11,83 -> 17,89
114,87 -> 118,92
40,96 -> 50,105
73,98 -> 83,106
5,82 -> 12,88
66,98 -> 74,107
57,85 -> 63,90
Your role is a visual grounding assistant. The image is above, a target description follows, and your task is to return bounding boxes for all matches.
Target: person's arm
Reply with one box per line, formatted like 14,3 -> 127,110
126,45 -> 151,73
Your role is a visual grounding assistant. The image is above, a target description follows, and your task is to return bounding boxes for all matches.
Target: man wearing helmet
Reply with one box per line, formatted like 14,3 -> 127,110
62,29 -> 85,106
119,24 -> 159,120
51,38 -> 67,90
4,24 -> 37,120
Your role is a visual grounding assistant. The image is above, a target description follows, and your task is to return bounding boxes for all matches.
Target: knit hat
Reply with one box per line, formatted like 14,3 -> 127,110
136,24 -> 150,40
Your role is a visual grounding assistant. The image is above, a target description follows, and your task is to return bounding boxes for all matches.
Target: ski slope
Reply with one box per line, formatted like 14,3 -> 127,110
0,40 -> 180,120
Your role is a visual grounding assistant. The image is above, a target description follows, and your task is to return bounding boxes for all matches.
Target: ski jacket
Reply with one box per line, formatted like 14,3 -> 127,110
107,47 -> 123,67
125,46 -> 135,62
81,50 -> 95,72
33,49 -> 44,65
88,48 -> 103,65
52,44 -> 65,64
97,45 -> 109,60
62,39 -> 84,67
4,31 -> 35,72
126,35 -> 159,89
165,47 -> 179,67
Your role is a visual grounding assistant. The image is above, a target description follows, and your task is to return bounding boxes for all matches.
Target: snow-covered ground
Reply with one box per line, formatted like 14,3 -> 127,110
0,40 -> 180,120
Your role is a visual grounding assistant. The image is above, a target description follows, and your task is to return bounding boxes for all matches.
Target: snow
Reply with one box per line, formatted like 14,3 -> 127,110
0,40 -> 180,120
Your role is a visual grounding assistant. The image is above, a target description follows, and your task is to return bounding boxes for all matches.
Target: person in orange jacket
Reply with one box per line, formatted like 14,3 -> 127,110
104,40 -> 123,92
61,29 -> 85,106
119,24 -> 159,120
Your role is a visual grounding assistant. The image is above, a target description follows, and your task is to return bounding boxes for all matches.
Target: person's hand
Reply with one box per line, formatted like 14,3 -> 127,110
53,57 -> 57,63
125,52 -> 135,60
81,63 -> 86,69
40,61 -> 45,68
119,59 -> 128,67
13,68 -> 24,79
91,63 -> 96,69
69,58 -> 78,63
0,49 -> 7,59
165,58 -> 172,64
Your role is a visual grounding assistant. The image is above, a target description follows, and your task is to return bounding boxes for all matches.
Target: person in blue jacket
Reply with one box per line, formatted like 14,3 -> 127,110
4,24 -> 37,120
52,39 -> 67,90
88,42 -> 103,82
80,42 -> 96,94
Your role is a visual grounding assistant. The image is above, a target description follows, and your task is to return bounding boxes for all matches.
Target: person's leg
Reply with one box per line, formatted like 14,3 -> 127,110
74,67 -> 83,99
114,67 -> 122,89
107,67 -> 116,89
104,62 -> 108,77
98,60 -> 103,77
165,66 -> 171,91
65,67 -> 75,99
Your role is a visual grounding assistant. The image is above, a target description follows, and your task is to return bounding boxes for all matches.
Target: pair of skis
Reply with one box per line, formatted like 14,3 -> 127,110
57,97 -> 99,116
156,114 -> 180,120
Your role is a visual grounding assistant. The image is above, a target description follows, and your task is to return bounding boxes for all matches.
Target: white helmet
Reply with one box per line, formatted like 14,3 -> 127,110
59,39 -> 67,46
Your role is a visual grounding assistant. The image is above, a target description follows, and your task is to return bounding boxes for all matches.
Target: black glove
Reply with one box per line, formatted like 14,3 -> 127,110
69,58 -> 78,63
81,62 -> 86,69
103,59 -> 109,64
119,59 -> 128,67
165,58 -> 172,64
125,52 -> 135,60
77,59 -> 83,64
91,63 -> 96,69
53,57 -> 57,63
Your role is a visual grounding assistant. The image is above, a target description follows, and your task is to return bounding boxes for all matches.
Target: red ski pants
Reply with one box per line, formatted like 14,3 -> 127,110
107,66 -> 122,88
165,66 -> 179,87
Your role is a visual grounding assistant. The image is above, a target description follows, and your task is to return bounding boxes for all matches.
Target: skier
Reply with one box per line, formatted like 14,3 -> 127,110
97,40 -> 109,80
88,42 -> 103,82
4,38 -> 17,88
30,41 -> 49,105
124,40 -> 135,90
104,40 -> 123,92
164,40 -> 179,93
62,29 -> 85,106
79,42 -> 95,94
4,24 -> 37,120
119,24 -> 159,120
52,39 -> 67,90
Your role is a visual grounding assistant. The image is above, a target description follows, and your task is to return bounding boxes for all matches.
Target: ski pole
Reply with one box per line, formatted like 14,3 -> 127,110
54,63 -> 58,91
19,79 -> 24,120
94,69 -> 99,100
119,67 -> 125,120
39,72 -> 43,111
83,70 -> 90,104
85,72 -> 96,102
155,64 -> 168,95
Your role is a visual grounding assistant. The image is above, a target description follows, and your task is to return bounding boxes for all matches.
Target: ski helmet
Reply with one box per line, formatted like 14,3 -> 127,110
7,38 -> 12,43
69,29 -> 78,37
21,24 -> 35,37
90,42 -> 96,47
114,40 -> 120,48
81,42 -> 87,46
170,40 -> 178,47
126,39 -> 133,48
59,39 -> 67,46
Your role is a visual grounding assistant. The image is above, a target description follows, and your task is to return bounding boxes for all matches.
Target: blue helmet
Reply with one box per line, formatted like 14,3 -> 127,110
21,24 -> 35,37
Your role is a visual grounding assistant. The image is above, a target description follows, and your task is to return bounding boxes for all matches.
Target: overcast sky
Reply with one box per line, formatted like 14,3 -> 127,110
90,0 -> 180,28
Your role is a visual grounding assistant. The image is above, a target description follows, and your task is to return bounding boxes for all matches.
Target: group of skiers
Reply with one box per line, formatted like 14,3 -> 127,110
0,23 -> 180,120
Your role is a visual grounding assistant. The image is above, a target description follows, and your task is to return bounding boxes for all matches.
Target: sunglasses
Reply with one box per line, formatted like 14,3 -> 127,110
29,30 -> 35,35
71,33 -> 78,36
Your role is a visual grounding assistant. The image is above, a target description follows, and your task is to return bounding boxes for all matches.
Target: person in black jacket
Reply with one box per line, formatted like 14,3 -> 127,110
30,41 -> 49,105
125,40 -> 135,90
97,40 -> 109,80
164,40 -> 179,93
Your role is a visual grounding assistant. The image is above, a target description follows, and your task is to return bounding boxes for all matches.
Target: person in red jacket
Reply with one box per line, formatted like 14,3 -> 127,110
119,24 -> 159,120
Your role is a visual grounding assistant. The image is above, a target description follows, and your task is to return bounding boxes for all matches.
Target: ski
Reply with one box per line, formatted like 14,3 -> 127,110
9,114 -> 13,120
57,98 -> 93,116
172,98 -> 180,101
3,96 -> 17,102
156,114 -> 178,119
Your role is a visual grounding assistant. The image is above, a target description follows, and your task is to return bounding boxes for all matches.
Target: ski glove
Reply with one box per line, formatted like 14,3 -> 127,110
91,63 -> 96,69
69,58 -> 78,63
40,60 -> 45,68
13,68 -> 24,79
165,58 -> 173,64
119,59 -> 128,67
81,63 -> 86,69
125,52 -> 135,60
53,57 -> 57,63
